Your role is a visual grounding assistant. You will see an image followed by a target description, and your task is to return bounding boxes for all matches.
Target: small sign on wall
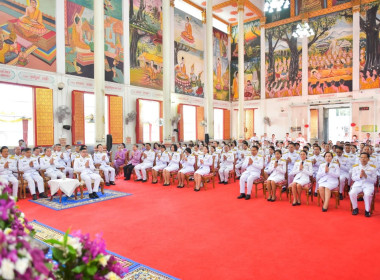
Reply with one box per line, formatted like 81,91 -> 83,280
361,125 -> 378,132
359,107 -> 370,111
290,126 -> 302,132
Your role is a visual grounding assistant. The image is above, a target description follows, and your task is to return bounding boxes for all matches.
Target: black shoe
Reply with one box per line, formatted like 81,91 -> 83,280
281,187 -> 286,193
267,198 -> 272,201
352,208 -> 359,215
271,198 -> 276,202
125,178 -> 130,181
219,181 -> 224,184
142,180 -> 147,183
245,195 -> 251,200
296,202 -> 301,206
292,203 -> 297,206
365,211 -> 371,217
308,189 -> 312,195
89,193 -> 95,199
177,185 -> 184,188
194,188 -> 200,192
236,176 -> 240,180
189,178 -> 194,181
224,182 -> 228,185
164,183 -> 169,186
110,181 -> 115,185
39,192 -> 48,198
358,197 -> 364,201
237,193 -> 246,199
314,192 -> 318,197
322,207 -> 328,212
152,181 -> 158,184
339,193 -> 343,200
32,194 -> 37,200
106,182 -> 110,186
135,179 -> 142,182
93,192 -> 99,198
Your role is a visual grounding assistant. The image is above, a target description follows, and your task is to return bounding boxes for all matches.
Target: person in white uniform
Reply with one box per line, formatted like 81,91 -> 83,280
310,145 -> 325,197
236,141 -> 251,178
152,145 -> 169,184
265,149 -> 286,202
163,144 -> 181,186
74,148 -> 101,199
237,146 -> 263,200
18,148 -> 46,200
334,146 -> 350,200
177,148 -> 196,188
134,143 -> 155,182
349,152 -> 377,217
316,152 -> 340,212
194,146 -> 213,191
39,148 -> 64,180
283,143 -> 300,191
0,146 -> 19,197
218,145 -> 235,185
54,144 -> 74,178
289,150 -> 313,206
94,144 -> 115,186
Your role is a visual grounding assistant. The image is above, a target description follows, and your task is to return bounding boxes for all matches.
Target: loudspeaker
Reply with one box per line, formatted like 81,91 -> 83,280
63,125 -> 71,130
106,134 -> 113,151
205,133 -> 209,145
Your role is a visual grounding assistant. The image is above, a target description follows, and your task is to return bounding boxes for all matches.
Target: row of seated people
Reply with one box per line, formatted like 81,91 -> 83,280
0,144 -> 117,200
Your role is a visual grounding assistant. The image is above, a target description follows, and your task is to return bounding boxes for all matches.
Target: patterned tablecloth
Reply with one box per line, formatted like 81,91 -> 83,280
48,179 -> 80,197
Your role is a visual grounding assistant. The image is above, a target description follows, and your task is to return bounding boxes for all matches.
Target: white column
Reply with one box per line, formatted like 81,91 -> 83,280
55,0 -> 65,74
302,28 -> 308,99
237,0 -> 245,140
352,6 -> 360,92
123,0 -> 130,85
206,1 -> 214,139
260,24 -> 266,100
163,0 -> 172,143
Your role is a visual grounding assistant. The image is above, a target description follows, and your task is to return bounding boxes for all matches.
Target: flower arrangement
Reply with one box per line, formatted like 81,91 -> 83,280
0,182 -> 54,280
47,230 -> 126,280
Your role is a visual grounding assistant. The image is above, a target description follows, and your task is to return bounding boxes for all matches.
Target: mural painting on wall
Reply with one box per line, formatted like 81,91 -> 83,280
265,5 -> 290,24
65,0 -> 124,83
296,0 -> 325,15
333,0 -> 351,6
174,8 -> 204,98
230,20 -> 260,101
265,22 -> 302,99
213,28 -> 229,101
360,2 -> 380,90
130,0 -> 162,90
0,0 -> 56,71
308,9 -> 353,95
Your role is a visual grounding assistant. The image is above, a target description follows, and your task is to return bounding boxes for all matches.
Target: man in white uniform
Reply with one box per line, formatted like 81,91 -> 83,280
18,148 -> 46,200
0,146 -> 19,197
283,143 -> 300,192
349,152 -> 377,217
54,144 -> 74,178
74,148 -> 101,199
218,145 -> 234,184
334,146 -> 350,200
134,143 -> 155,182
39,148 -> 64,180
310,145 -> 325,197
94,144 -> 116,186
235,141 -> 251,178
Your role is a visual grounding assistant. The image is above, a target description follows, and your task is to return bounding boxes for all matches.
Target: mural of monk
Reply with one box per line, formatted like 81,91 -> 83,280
72,14 -> 91,53
18,0 -> 47,36
181,16 -> 194,44
232,71 -> 238,99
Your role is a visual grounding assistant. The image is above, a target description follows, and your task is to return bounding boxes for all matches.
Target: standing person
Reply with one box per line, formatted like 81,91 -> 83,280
349,152 -> 377,217
296,132 -> 306,146
134,143 -> 155,182
123,145 -> 141,181
0,146 -> 19,197
18,139 -> 27,151
152,145 -> 169,184
284,133 -> 292,146
218,145 -> 234,185
18,148 -> 46,200
162,144 -> 180,186
237,146 -> 263,200
74,148 -> 101,199
113,144 -> 126,175
265,150 -> 286,202
177,148 -> 195,188
316,152 -> 340,212
94,144 -> 116,186
289,151 -> 313,206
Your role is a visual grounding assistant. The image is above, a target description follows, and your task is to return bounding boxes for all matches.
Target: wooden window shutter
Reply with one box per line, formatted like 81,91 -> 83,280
177,104 -> 184,142
135,99 -> 144,143
34,88 -> 54,146
159,101 -> 163,143
108,95 -> 123,144
72,90 -> 85,145
196,106 -> 205,141
223,109 -> 231,140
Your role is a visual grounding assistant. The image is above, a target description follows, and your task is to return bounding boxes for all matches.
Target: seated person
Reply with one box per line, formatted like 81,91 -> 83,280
334,146 -> 350,200
54,144 -> 74,178
134,143 -> 155,182
316,152 -> 340,212
162,144 -> 181,186
74,148 -> 101,199
0,146 -> 19,197
194,146 -> 213,192
18,148 -> 46,200
177,148 -> 195,188
94,144 -> 116,186
349,152 -> 377,217
218,145 -> 234,184
18,0 -> 48,35
235,141 -> 250,178
237,146 -> 263,201
113,144 -> 127,175
39,148 -> 64,180
289,151 -> 313,206
265,149 -> 286,202
152,145 -> 169,184
123,145 -> 141,181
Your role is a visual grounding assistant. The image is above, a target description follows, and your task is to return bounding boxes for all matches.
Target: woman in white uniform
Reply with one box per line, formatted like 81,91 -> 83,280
194,146 -> 213,191
152,145 -> 169,184
177,148 -> 196,188
265,149 -> 287,201
210,146 -> 219,170
289,150 -> 313,206
162,144 -> 180,186
316,152 -> 340,212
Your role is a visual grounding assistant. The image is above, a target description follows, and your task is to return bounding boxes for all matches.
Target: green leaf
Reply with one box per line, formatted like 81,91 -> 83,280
86,265 -> 97,276
63,228 -> 70,246
72,264 -> 86,273
52,247 -> 64,262
45,239 -> 62,246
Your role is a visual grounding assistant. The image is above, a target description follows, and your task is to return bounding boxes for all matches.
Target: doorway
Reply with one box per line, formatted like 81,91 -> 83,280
323,107 -> 351,143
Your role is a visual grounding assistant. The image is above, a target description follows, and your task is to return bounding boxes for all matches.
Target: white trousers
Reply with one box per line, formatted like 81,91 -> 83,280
219,166 -> 233,182
23,172 -> 44,195
349,184 -> 374,212
239,171 -> 260,195
64,167 -> 73,178
46,171 -> 64,180
100,165 -> 115,183
81,173 -> 101,193
339,173 -> 349,193
153,164 -> 166,171
134,163 -> 152,180
0,174 -> 18,197
235,162 -> 244,177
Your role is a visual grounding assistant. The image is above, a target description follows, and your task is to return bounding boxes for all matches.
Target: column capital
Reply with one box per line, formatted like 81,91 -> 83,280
170,0 -> 175,7
202,9 -> 206,24
227,25 -> 231,37
260,17 -> 266,26
352,4 -> 360,13
237,0 -> 245,12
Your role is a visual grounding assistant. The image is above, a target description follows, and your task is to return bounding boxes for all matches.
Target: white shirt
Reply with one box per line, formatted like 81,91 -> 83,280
74,156 -> 96,175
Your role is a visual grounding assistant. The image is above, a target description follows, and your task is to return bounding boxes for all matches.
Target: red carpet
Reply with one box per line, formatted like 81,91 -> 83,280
18,179 -> 380,280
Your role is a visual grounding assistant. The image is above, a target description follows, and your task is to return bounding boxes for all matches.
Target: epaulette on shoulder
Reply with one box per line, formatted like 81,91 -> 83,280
271,158 -> 276,160
352,164 -> 359,167
280,158 -> 286,161
258,154 -> 263,157
306,160 -> 311,162
9,155 -> 15,159
76,155 -> 80,158
20,156 -> 25,159
343,155 -> 348,157
296,160 -> 300,162
370,164 -> 377,168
